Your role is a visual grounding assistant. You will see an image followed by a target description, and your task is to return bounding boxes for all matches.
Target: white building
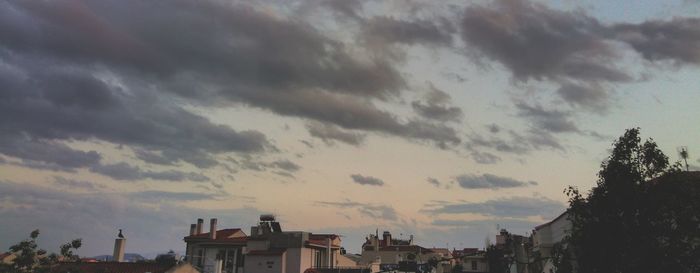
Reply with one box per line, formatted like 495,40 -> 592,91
184,215 -> 351,273
531,211 -> 572,273
184,218 -> 247,273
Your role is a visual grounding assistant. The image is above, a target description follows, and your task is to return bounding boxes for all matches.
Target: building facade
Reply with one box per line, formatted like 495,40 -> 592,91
532,211 -> 572,273
184,215 -> 348,273
184,218 -> 247,273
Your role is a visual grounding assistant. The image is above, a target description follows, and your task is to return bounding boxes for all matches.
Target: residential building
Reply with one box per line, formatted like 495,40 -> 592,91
495,229 -> 532,273
184,218 -> 247,273
428,248 -> 453,273
451,248 -> 488,273
243,215 -> 345,273
358,230 -> 435,271
532,211 -> 572,273
184,215 -> 353,273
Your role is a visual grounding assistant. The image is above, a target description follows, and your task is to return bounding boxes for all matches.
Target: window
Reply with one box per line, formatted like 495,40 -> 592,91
313,250 -> 322,268
196,249 -> 204,267
471,261 -> 477,270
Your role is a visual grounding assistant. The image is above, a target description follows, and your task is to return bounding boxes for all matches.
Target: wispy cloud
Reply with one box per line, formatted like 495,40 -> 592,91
423,196 -> 564,219
350,174 -> 385,186
455,174 -> 537,190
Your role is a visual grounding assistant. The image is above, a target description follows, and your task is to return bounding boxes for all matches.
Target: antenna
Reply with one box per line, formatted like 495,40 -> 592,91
678,146 -> 689,171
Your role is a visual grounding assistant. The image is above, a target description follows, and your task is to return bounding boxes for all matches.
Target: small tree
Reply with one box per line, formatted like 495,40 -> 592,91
4,230 -> 82,273
155,250 -> 177,266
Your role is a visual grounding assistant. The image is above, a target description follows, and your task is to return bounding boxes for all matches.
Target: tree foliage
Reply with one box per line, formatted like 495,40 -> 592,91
485,245 -> 511,273
2,229 -> 82,273
563,128 -> 699,273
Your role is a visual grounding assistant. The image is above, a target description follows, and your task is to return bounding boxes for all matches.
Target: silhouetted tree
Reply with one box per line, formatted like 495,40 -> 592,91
2,230 -> 82,273
563,128 -> 699,273
485,245 -> 511,273
155,250 -> 177,266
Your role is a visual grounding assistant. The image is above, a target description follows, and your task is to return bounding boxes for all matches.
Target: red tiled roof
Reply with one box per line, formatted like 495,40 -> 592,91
51,262 -> 172,273
184,228 -> 247,244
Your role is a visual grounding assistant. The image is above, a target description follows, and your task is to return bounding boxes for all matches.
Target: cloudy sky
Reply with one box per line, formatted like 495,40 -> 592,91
1,0 -> 699,256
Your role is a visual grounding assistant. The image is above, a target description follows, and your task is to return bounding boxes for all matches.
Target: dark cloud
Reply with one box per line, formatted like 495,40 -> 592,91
318,0 -> 364,19
469,151 -> 501,164
461,0 -> 629,83
611,18 -> 700,65
423,196 -> 565,218
0,0 -> 464,171
129,190 -> 225,202
269,159 -> 301,172
487,124 -> 501,133
456,173 -> 536,189
466,127 -> 565,157
350,174 -> 385,186
515,102 -> 579,133
229,157 -> 301,174
411,86 -> 463,122
459,0 -> 700,113
52,176 -> 105,191
272,171 -> 295,179
466,133 -> 531,155
299,140 -> 315,149
431,218 -> 538,228
0,53 -> 270,171
0,135 -> 101,171
240,89 -> 460,146
427,177 -> 442,188
90,162 -> 209,182
307,122 -> 366,146
133,149 -> 178,166
556,82 -> 609,111
362,16 -> 453,46
315,200 -> 398,221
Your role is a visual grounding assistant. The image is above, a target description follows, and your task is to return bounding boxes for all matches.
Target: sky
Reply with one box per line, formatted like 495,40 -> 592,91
1,0 -> 699,257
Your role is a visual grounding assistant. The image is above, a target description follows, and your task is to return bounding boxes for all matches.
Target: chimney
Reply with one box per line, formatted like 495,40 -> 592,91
196,218 -> 204,235
383,231 -> 392,246
210,218 -> 218,239
189,224 -> 197,236
113,234 -> 126,262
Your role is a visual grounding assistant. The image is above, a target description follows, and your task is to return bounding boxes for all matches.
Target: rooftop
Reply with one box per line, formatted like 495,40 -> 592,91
183,228 -> 247,244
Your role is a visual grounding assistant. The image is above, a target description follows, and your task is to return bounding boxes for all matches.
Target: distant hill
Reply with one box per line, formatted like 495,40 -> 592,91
92,253 -> 146,262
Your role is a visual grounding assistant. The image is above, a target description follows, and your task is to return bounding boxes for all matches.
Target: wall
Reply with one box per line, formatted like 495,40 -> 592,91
285,248 -> 302,273
359,250 -> 433,266
336,254 -> 358,267
202,248 -> 220,273
244,254 -> 286,273
460,256 -> 488,273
